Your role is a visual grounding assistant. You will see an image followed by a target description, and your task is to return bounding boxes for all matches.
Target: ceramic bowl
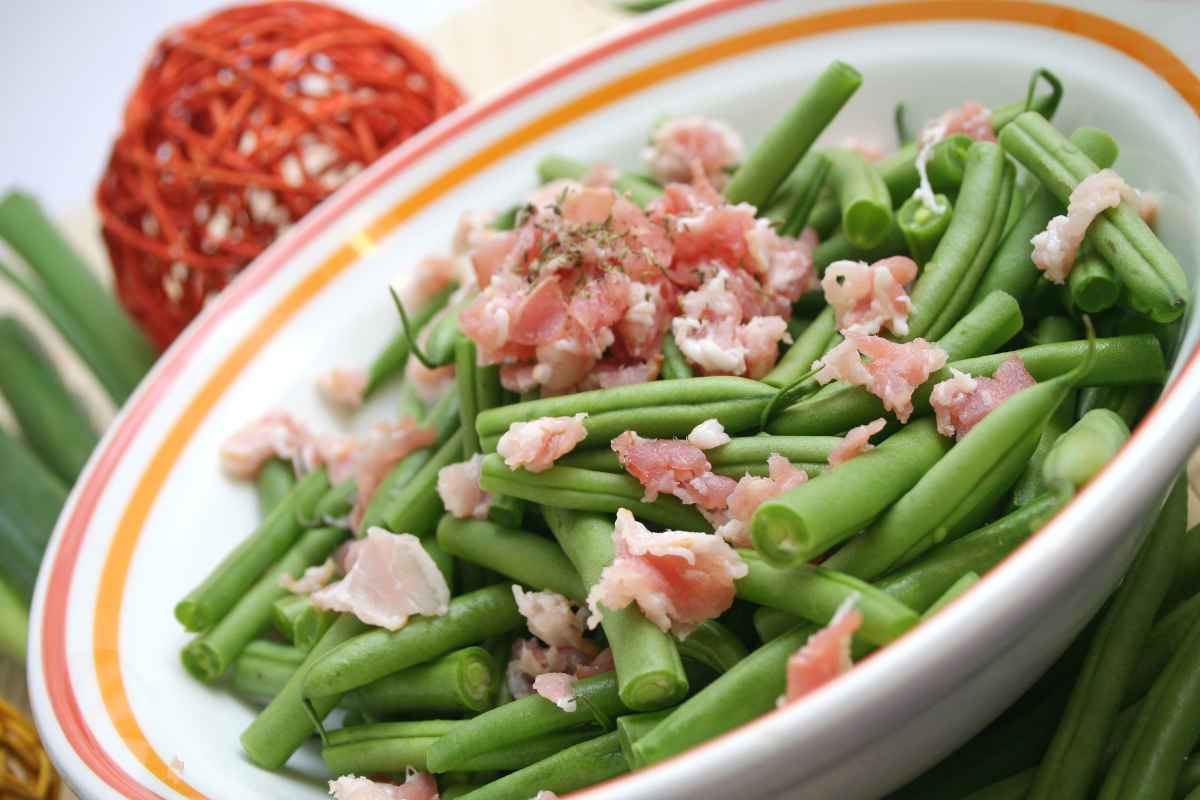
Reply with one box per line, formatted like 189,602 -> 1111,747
29,1 -> 1200,797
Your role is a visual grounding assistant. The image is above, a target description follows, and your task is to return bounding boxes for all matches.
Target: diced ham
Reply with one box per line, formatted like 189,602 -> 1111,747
436,454 -> 491,520
311,528 -> 450,631
328,769 -> 439,800
532,672 -> 578,712
1033,169 -> 1138,283
913,101 -> 995,212
745,219 -> 817,303
821,257 -> 918,336
452,210 -> 498,259
930,355 -> 1036,440
828,418 -> 887,467
317,367 -> 369,410
576,647 -> 615,679
687,419 -> 730,450
505,638 -> 608,699
512,586 -> 593,652
334,538 -> 363,574
509,277 -> 569,346
586,508 -> 748,638
405,358 -> 455,406
672,311 -> 789,379
611,430 -> 736,509
582,162 -> 619,188
716,454 -> 809,547
392,254 -> 461,310
280,558 -> 338,594
577,358 -> 661,390
348,420 -> 439,530
497,413 -> 589,473
1138,190 -> 1160,228
784,596 -> 863,704
219,410 -> 322,479
643,115 -> 743,189
813,333 -> 948,423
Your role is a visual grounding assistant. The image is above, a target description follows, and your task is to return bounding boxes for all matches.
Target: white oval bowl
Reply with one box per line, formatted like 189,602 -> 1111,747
28,1 -> 1200,798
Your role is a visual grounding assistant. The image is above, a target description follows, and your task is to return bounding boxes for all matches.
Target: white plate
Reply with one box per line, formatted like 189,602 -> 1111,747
29,1 -> 1200,798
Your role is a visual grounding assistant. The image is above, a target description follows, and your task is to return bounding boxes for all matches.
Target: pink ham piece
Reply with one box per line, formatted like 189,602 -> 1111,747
930,355 -> 1036,440
392,254 -> 461,308
716,454 -> 809,547
279,558 -> 338,594
328,769 -> 439,800
436,455 -> 491,520
497,413 -> 589,473
512,586 -> 593,652
348,420 -> 439,529
311,528 -> 450,631
586,508 -> 748,637
745,220 -> 817,303
643,115 -> 744,189
913,101 -> 995,212
611,430 -> 736,510
784,595 -> 863,705
813,333 -> 948,423
318,368 -> 369,410
577,358 -> 661,391
505,638 -> 609,699
405,357 -> 455,406
1032,169 -> 1138,283
219,410 -> 322,479
828,418 -> 887,467
821,257 -> 918,336
532,672 -> 578,712
686,419 -> 730,450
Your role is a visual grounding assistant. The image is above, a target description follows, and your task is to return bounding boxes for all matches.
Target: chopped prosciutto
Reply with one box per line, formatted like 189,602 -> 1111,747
392,253 -> 462,310
532,672 -> 578,712
672,270 -> 790,379
643,115 -> 743,189
913,101 -> 995,212
1032,169 -> 1138,283
219,410 -> 322,479
453,210 -> 498,259
317,367 -> 369,410
405,355 -> 455,405
716,454 -> 809,547
930,355 -> 1036,440
687,418 -> 730,450
611,430 -> 736,510
813,333 -> 948,423
784,595 -> 863,704
506,638 -> 610,699
348,420 -> 439,529
311,528 -> 450,631
328,769 -> 439,800
586,508 -> 748,638
497,413 -> 589,473
512,586 -> 593,652
745,220 -> 818,303
436,455 -> 491,520
280,558 -> 338,594
821,256 -> 918,336
577,358 -> 661,391
828,418 -> 887,467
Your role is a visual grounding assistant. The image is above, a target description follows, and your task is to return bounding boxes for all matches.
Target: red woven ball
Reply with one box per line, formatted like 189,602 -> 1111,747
96,1 -> 465,349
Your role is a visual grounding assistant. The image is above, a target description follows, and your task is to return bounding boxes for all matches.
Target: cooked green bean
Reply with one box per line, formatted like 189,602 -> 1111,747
436,516 -> 586,601
753,606 -> 800,644
367,283 -> 457,396
344,646 -> 498,716
616,709 -> 673,767
1126,591 -> 1200,704
175,469 -> 330,632
487,493 -> 527,529
735,550 -> 920,644
923,572 -> 980,617
1041,409 -> 1130,495
378,431 -> 465,537
306,478 -> 356,525
559,434 -> 840,476
659,330 -> 694,380
544,508 -> 688,711
456,731 -> 628,800
807,194 -> 840,238
232,640 -> 306,700
999,112 -> 1188,322
898,192 -> 953,266
763,306 -> 837,388
826,149 -> 894,249
1069,253 -> 1121,313
673,620 -> 748,674
294,602 -> 338,652
752,418 -> 951,565
271,593 -> 309,644
303,584 -> 524,699
1030,476 -> 1186,800
724,60 -> 862,209
322,720 -> 457,774
1010,316 -> 1079,506
256,458 -> 296,518
776,151 -> 832,236
812,215 -> 910,275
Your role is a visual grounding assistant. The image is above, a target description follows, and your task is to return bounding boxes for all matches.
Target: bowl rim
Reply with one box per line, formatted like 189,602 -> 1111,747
28,1 -> 1200,798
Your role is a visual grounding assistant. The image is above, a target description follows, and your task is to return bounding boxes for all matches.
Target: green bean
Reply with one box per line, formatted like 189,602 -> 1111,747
366,283 -> 457,396
1099,604 -> 1200,799
616,709 -> 673,767
535,154 -> 663,208
379,431 -> 465,537
256,459 -> 296,518
753,606 -> 800,644
175,469 -> 330,631
544,508 -> 688,711
322,720 -> 457,774
426,671 -> 627,773
294,602 -> 338,652
1010,318 -> 1079,507
357,437 -> 444,535
182,525 -> 346,681
724,60 -> 862,209
776,151 -> 832,236
479,456 -> 711,532
1030,476 -> 1186,800
436,516 -> 586,601
305,478 -> 356,525
271,593 -> 309,644
763,306 -> 837,388
559,435 -> 839,478
828,353 -> 1086,580
232,640 -> 305,700
456,731 -> 627,800
923,572 -> 980,617
456,338 -> 483,457
486,493 -> 526,529
345,646 -> 498,716
876,133 -> 973,206
963,770 -> 1036,800
999,112 -> 1188,322
1127,591 -> 1200,703
905,141 -> 1015,341
1166,526 -> 1200,612
631,622 -> 814,767
240,613 -> 368,769
735,550 -> 920,645
898,193 -> 953,266
303,584 -> 523,699
674,620 -> 748,674
1069,253 -> 1121,313
477,377 -> 776,450
826,149 -> 894,249
1041,409 -> 1129,495
807,194 -> 841,238
659,330 -> 694,380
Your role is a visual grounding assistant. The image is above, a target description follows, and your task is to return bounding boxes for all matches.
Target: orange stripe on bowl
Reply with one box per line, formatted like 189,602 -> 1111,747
36,2 -> 1198,797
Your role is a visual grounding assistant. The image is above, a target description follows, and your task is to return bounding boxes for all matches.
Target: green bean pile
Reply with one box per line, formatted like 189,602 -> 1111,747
176,60 -> 1195,799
